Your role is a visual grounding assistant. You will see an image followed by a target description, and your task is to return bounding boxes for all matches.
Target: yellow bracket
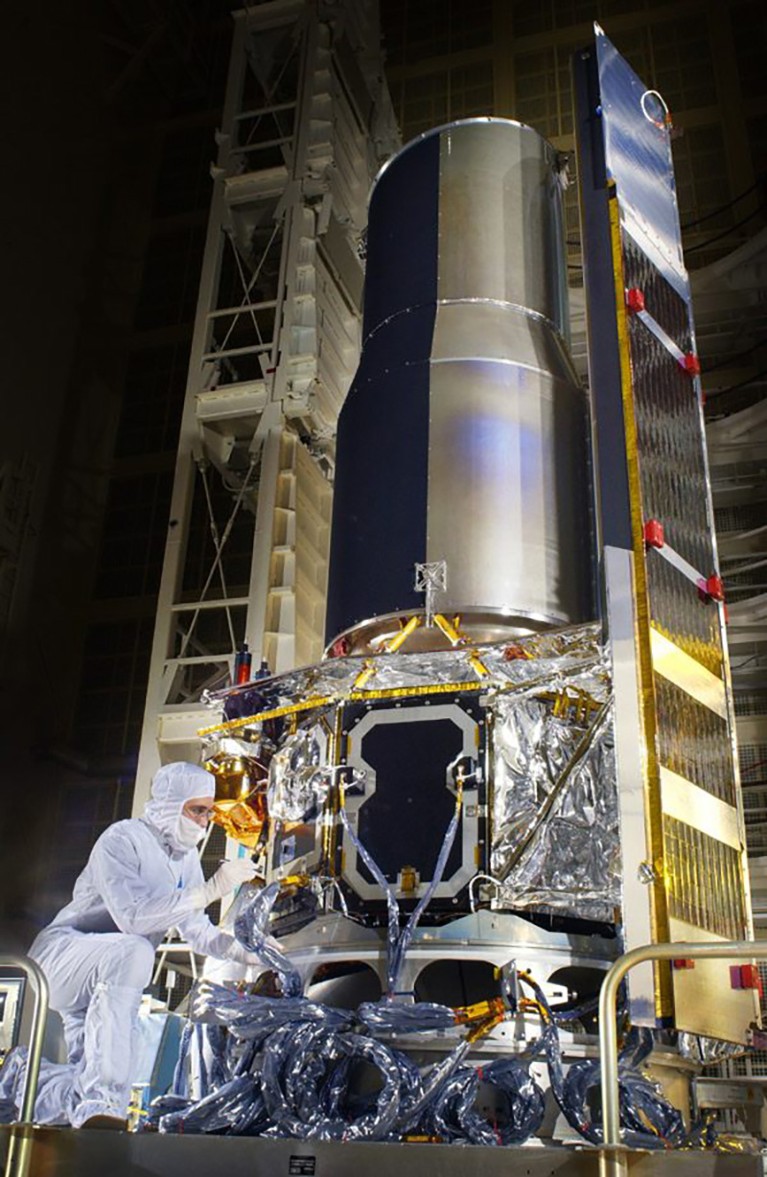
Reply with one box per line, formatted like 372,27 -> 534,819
468,651 -> 490,678
199,672 -> 555,737
198,695 -> 335,736
352,660 -> 377,689
350,681 -> 480,702
199,661 -> 577,738
351,617 -> 423,685
518,971 -> 553,1025
383,614 -> 422,653
465,1013 -> 505,1043
540,687 -> 602,723
433,613 -> 467,646
453,996 -> 506,1025
519,997 -> 551,1025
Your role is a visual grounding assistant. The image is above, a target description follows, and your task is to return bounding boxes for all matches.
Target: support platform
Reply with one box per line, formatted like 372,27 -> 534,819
1,1127 -> 763,1177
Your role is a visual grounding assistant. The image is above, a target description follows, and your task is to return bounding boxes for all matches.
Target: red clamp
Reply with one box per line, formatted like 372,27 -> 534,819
643,519 -> 665,549
329,635 -> 351,658
681,352 -> 701,376
626,288 -> 645,313
698,574 -> 725,604
730,964 -> 762,994
672,959 -> 695,970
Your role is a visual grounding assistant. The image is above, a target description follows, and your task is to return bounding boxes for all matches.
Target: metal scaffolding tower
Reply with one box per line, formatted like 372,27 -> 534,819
134,0 -> 398,806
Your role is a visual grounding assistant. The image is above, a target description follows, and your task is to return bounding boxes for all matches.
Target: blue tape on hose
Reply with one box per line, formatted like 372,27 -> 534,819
519,973 -> 686,1149
389,800 -> 461,993
158,1074 -> 268,1135
340,796 -> 461,995
197,982 -> 353,1039
339,809 -> 400,991
260,1021 -> 403,1141
233,882 -> 303,997
430,1057 -> 545,1145
171,1020 -> 193,1098
357,1001 -> 455,1034
206,1023 -> 230,1090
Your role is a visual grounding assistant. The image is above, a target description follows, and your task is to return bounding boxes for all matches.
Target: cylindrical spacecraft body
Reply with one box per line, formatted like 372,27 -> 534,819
326,119 -> 594,652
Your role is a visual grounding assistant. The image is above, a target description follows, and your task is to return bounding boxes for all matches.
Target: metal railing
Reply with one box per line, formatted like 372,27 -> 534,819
598,940 -> 767,1176
1,956 -> 49,1177
0,956 -> 48,1126
1,942 -> 764,1174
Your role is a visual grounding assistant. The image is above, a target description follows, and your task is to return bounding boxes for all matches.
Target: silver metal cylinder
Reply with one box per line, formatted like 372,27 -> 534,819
326,119 -> 594,651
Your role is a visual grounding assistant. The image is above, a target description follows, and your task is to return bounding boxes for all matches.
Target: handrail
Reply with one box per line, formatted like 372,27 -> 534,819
0,956 -> 49,1125
598,939 -> 767,1174
1,944 -> 762,1150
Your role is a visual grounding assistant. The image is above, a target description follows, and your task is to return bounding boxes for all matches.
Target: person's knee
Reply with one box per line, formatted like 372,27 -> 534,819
97,935 -> 155,990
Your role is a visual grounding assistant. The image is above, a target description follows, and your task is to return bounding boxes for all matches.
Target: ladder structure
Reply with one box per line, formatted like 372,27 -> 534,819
135,0 -> 398,807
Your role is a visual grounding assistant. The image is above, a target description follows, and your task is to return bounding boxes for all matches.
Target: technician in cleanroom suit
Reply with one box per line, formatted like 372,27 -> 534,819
26,761 -> 260,1129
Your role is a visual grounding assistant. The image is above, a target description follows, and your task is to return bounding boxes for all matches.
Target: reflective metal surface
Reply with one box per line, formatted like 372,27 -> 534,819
427,124 -> 591,628
617,154 -> 753,1033
600,547 -> 655,1022
593,23 -> 687,297
326,119 -> 594,645
1,1126 -> 762,1177
204,744 -> 269,848
650,628 -> 727,719
325,608 -> 555,659
577,28 -> 755,1040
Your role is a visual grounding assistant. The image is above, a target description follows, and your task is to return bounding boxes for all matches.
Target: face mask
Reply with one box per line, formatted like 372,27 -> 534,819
174,812 -> 207,850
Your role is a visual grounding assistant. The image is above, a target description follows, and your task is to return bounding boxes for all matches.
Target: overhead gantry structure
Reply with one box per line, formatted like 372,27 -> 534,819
134,0 -> 399,805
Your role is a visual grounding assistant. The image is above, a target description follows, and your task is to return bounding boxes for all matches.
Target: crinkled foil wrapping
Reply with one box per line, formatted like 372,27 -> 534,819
203,624 -> 605,717
203,624 -> 620,922
677,1033 -> 747,1065
489,648 -> 619,922
267,726 -> 327,822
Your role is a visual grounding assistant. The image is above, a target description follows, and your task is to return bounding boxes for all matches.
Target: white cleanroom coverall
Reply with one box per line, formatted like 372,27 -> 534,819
26,761 -> 258,1128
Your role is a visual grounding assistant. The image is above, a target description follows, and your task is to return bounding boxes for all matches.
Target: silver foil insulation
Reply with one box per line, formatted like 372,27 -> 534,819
204,623 -> 619,924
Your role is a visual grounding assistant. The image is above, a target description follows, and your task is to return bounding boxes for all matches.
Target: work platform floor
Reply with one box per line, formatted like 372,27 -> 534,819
1,1127 -> 765,1177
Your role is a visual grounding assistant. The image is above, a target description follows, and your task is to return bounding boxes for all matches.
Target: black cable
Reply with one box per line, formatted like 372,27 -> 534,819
681,180 -> 760,230
705,366 -> 767,401
703,334 -> 767,374
684,205 -> 765,253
